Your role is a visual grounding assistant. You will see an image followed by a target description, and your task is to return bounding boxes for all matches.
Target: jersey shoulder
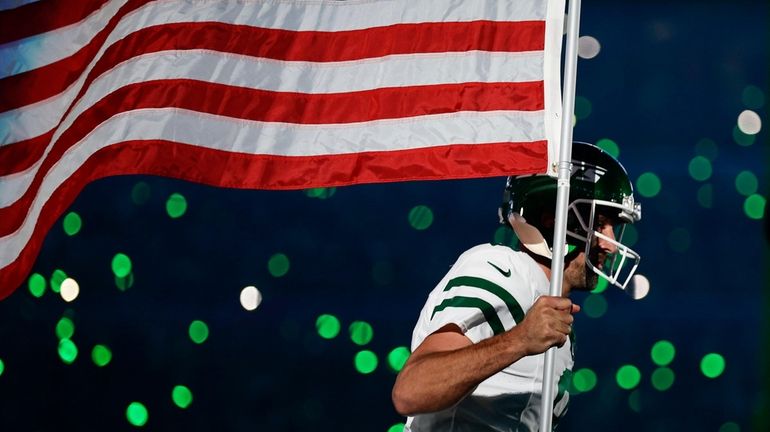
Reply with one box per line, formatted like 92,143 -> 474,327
452,244 -> 545,294
418,244 -> 546,343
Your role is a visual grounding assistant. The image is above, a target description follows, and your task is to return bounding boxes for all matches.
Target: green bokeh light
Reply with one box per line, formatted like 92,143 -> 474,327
131,182 -> 151,205
305,187 -> 337,199
28,273 -> 46,298
112,253 -> 133,278
687,156 -> 712,181
58,339 -> 78,364
591,277 -> 608,294
572,368 -> 598,392
493,226 -> 519,249
596,138 -> 620,158
735,171 -> 758,196
91,345 -> 112,367
575,96 -> 592,120
701,353 -> 726,378
62,212 -> 82,236
56,317 -> 75,340
166,193 -> 188,218
636,173 -> 661,198
387,347 -> 410,372
742,84 -> 765,109
51,269 -> 67,293
387,424 -> 406,432
583,294 -> 608,318
189,320 -> 209,344
733,126 -> 755,147
408,205 -> 434,230
628,389 -> 642,412
349,321 -> 374,346
696,184 -> 713,209
616,364 -> 641,390
268,253 -> 290,277
667,228 -> 691,253
719,421 -> 741,432
0,358 -> 4,377
695,138 -> 718,161
116,273 -> 135,291
354,350 -> 378,374
316,314 -> 341,339
126,402 -> 149,427
651,340 -> 676,366
651,367 -> 675,391
172,385 -> 194,409
744,194 -> 766,220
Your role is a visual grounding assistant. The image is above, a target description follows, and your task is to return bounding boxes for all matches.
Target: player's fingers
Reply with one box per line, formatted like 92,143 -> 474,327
538,296 -> 572,310
555,333 -> 568,348
554,321 -> 571,335
550,309 -> 572,326
570,303 -> 581,314
563,313 -> 574,325
554,298 -> 574,311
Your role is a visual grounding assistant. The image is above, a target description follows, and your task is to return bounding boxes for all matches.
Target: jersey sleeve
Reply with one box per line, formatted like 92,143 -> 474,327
424,246 -> 533,344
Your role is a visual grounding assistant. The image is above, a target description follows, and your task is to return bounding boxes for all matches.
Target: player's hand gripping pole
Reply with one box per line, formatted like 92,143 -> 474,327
539,0 -> 582,430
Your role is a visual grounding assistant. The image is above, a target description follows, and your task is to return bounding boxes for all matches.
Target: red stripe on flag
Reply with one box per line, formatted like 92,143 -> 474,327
0,79 -> 544,236
0,79 -> 543,175
1,19 -> 544,113
0,0 -> 109,45
0,137 -> 546,299
0,130 -> 55,176
0,0 -> 150,114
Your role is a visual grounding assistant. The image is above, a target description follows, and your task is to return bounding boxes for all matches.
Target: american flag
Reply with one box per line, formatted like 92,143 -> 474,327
0,0 -> 565,298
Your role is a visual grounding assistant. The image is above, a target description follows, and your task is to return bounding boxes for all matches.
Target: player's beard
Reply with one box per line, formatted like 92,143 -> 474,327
565,246 -> 601,291
583,264 -> 599,290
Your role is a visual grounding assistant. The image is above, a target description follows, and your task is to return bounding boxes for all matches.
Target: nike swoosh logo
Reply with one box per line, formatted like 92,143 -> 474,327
487,261 -> 511,277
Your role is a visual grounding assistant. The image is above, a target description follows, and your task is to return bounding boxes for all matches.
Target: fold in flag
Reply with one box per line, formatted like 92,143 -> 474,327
0,0 -> 566,299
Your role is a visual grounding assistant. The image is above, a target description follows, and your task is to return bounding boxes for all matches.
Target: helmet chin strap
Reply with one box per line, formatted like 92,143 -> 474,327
508,213 -> 569,260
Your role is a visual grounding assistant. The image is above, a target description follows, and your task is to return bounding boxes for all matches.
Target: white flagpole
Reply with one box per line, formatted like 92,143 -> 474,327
539,0 -> 582,429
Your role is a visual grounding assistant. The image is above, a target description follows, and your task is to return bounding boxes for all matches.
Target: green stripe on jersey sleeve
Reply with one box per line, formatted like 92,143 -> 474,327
443,276 -> 525,324
431,296 -> 505,335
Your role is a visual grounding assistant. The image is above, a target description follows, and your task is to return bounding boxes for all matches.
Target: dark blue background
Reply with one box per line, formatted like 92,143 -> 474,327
0,1 -> 767,431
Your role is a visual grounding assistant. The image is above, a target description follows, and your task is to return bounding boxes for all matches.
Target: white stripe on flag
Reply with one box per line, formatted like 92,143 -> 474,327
0,107 -> 545,264
1,50 -> 542,145
0,0 -> 129,78
1,108 -> 545,209
0,0 -> 546,78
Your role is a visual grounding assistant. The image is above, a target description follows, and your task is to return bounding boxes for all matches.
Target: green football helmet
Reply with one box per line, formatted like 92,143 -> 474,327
499,142 -> 642,290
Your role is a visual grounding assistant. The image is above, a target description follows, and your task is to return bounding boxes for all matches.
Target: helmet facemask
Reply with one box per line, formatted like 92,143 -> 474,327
565,198 -> 641,291
500,142 -> 643,295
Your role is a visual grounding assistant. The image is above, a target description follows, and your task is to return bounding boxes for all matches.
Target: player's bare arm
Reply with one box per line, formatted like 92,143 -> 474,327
392,296 -> 579,416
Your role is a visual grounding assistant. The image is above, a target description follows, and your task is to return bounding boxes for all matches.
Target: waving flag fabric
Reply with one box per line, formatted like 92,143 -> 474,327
0,0 -> 565,299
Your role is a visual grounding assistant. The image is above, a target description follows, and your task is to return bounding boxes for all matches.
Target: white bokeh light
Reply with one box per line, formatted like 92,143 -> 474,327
60,278 -> 80,302
578,36 -> 601,59
737,110 -> 762,135
240,286 -> 262,311
627,274 -> 650,300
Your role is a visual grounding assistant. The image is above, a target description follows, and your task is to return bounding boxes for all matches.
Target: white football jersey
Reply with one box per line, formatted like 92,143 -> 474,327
406,244 -> 573,432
